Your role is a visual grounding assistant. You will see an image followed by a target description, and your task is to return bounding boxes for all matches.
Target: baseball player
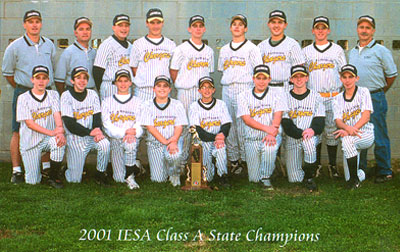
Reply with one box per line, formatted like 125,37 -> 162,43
303,16 -> 347,179
141,76 -> 188,187
258,10 -> 305,93
218,14 -> 263,174
170,15 -> 214,168
93,14 -> 132,100
102,69 -> 144,189
60,66 -> 110,184
188,76 -> 231,185
282,65 -> 325,192
333,64 -> 374,189
55,17 -> 96,94
2,10 -> 56,184
237,65 -> 287,190
16,65 -> 65,188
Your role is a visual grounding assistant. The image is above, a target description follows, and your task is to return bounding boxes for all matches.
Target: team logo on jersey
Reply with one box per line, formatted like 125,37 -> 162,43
223,57 -> 246,70
154,118 -> 175,128
110,112 -> 136,123
32,109 -> 52,121
308,61 -> 335,72
187,59 -> 209,70
262,54 -> 286,64
342,109 -> 361,123
288,110 -> 313,118
144,51 -> 171,62
250,107 -> 272,118
73,110 -> 94,120
200,120 -> 221,130
118,56 -> 130,67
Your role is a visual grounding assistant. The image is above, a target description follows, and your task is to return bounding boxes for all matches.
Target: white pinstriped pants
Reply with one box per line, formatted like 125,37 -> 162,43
100,81 -> 118,100
245,135 -> 282,182
110,138 -> 137,182
134,86 -> 155,102
21,136 -> 65,184
222,83 -> 253,162
65,135 -> 110,183
147,138 -> 183,182
201,141 -> 228,182
285,136 -> 319,183
320,97 -> 339,146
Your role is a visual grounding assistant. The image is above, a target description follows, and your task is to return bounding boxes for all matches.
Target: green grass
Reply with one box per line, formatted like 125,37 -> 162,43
0,162 -> 399,252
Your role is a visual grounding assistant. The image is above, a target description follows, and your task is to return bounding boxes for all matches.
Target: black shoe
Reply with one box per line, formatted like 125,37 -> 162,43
47,178 -> 64,189
328,165 -> 340,178
350,180 -> 361,190
11,172 -> 24,184
305,178 -> 317,192
95,171 -> 111,186
375,175 -> 393,183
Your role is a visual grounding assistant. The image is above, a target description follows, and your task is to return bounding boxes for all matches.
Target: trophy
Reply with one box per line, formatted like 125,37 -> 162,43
181,126 -> 211,191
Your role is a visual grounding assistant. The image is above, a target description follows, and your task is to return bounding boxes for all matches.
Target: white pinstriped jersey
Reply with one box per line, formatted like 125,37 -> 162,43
258,36 -> 305,83
17,90 -> 60,151
129,36 -> 176,87
93,36 -> 132,82
333,86 -> 374,132
189,98 -> 232,135
237,88 -> 288,140
218,40 -> 262,85
60,89 -> 100,135
303,42 -> 347,93
283,89 -> 325,130
101,94 -> 143,139
170,41 -> 214,89
141,98 -> 188,142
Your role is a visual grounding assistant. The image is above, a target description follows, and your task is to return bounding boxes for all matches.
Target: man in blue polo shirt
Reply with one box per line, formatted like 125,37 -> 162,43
2,10 -> 56,184
349,15 -> 398,183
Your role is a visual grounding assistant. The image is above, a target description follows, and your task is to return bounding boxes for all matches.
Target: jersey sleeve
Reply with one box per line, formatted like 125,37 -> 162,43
273,92 -> 288,112
60,92 -> 73,117
380,46 -> 398,78
289,42 -> 305,66
129,42 -> 141,68
220,100 -> 232,124
361,88 -> 374,113
16,95 -> 32,122
315,95 -> 326,117
174,101 -> 188,126
140,102 -> 155,126
93,41 -> 110,69
50,42 -> 57,70
101,98 -> 125,139
54,50 -> 69,83
332,96 -> 342,120
188,102 -> 200,126
236,93 -> 249,118
336,47 -> 347,69
249,46 -> 263,68
92,92 -> 101,114
217,48 -> 225,72
2,43 -> 16,76
209,49 -> 215,73
50,91 -> 61,113
170,46 -> 184,70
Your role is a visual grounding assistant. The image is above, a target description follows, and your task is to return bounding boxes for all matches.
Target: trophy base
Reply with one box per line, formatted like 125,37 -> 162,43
181,184 -> 212,191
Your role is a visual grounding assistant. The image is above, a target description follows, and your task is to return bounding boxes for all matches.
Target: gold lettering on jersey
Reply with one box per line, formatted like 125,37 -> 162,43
200,120 -> 221,130
144,52 -> 171,62
73,110 -> 94,120
250,108 -> 272,118
110,112 -> 136,123
32,109 -> 52,121
223,59 -> 246,70
288,110 -> 313,119
342,109 -> 361,123
187,59 -> 209,70
118,56 -> 130,67
262,54 -> 286,64
308,61 -> 335,72
154,118 -> 175,129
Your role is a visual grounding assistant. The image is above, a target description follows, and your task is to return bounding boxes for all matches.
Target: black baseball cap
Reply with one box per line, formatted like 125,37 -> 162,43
154,75 -> 171,86
114,69 -> 131,82
189,15 -> 205,27
74,17 -> 92,30
147,8 -> 164,22
71,66 -> 89,79
23,10 -> 41,22
32,65 -> 49,77
198,76 -> 214,88
290,65 -> 308,77
340,64 -> 358,77
357,15 -> 375,28
253,65 -> 270,78
231,14 -> 247,27
269,10 -> 286,23
313,16 -> 329,28
113,14 -> 130,25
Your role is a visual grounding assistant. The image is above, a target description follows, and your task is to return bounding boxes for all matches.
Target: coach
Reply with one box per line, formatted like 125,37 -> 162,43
349,15 -> 397,183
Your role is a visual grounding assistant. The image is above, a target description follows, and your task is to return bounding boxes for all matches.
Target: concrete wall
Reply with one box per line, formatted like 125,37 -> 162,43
1,0 -> 400,161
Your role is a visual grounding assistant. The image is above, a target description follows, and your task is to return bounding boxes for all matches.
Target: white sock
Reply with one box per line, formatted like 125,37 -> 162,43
13,166 -> 22,174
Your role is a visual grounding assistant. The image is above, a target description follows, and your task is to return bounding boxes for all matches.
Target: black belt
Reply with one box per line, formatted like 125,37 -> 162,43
269,82 -> 284,87
370,88 -> 384,94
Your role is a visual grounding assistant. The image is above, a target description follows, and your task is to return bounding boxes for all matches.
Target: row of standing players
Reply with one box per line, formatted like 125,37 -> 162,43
2,9 -> 397,189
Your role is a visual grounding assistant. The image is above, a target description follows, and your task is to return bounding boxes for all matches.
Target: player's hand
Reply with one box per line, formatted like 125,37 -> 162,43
55,133 -> 66,147
302,128 -> 315,140
90,127 -> 102,137
333,129 -> 349,139
215,133 -> 225,142
93,132 -> 105,142
125,128 -> 136,136
264,125 -> 278,137
54,126 -> 65,135
214,139 -> 225,149
167,141 -> 179,155
123,134 -> 136,144
345,125 -> 362,138
262,135 -> 277,146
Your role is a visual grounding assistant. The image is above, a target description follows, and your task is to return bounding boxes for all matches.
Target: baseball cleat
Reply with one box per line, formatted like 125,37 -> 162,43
315,165 -> 323,178
261,178 -> 274,191
328,165 -> 340,178
10,172 -> 24,184
169,175 -> 181,187
305,178 -> 317,192
47,178 -> 64,189
126,174 -> 140,190
95,171 -> 111,186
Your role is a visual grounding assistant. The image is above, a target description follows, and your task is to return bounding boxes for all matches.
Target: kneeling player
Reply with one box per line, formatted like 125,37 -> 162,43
333,64 -> 374,189
237,65 -> 287,190
61,66 -> 110,184
188,76 -> 232,186
17,66 -> 65,188
102,69 -> 143,189
282,65 -> 325,192
141,76 -> 188,187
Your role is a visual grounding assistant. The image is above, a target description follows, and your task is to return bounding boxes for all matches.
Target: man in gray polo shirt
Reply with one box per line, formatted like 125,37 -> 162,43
2,10 -> 56,184
349,15 -> 398,183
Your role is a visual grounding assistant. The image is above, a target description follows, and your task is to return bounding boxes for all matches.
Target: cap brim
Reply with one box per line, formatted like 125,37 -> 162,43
25,16 -> 42,22
340,70 -> 356,77
154,80 -> 171,86
147,17 -> 164,22
268,16 -> 285,22
199,81 -> 215,88
254,72 -> 270,78
114,20 -> 130,25
291,72 -> 308,78
33,72 -> 48,78
313,22 -> 329,28
75,20 -> 92,28
357,19 -> 375,28
115,74 -> 131,81
231,17 -> 246,25
73,71 -> 89,79
190,20 -> 205,26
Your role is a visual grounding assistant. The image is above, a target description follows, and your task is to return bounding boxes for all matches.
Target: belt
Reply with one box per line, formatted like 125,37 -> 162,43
269,82 -> 284,87
319,92 -> 339,98
370,88 -> 384,94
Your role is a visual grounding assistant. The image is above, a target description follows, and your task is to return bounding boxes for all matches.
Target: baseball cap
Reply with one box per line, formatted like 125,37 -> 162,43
154,75 -> 171,87
74,17 -> 92,30
253,65 -> 270,78
23,10 -> 42,22
231,14 -> 247,27
198,76 -> 215,88
269,10 -> 286,23
313,16 -> 329,28
113,14 -> 130,25
71,66 -> 89,79
357,15 -> 375,28
189,15 -> 205,27
147,8 -> 164,22
114,69 -> 131,82
340,64 -> 358,77
290,65 -> 308,77
32,65 -> 49,77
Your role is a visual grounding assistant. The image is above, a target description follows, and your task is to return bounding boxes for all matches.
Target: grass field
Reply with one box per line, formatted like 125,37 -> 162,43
0,161 -> 399,252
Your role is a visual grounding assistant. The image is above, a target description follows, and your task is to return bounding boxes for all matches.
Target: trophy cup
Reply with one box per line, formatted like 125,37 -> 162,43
181,126 -> 211,191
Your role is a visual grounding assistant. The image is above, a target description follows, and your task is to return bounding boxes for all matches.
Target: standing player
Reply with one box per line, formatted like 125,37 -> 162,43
93,14 -> 132,100
141,76 -> 188,187
16,65 -> 65,188
282,65 -> 325,192
60,66 -> 110,184
102,69 -> 144,189
333,64 -> 374,189
2,10 -> 56,184
55,17 -> 96,94
170,15 -> 214,168
188,76 -> 231,184
218,14 -> 263,174
237,65 -> 287,190
303,16 -> 347,178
